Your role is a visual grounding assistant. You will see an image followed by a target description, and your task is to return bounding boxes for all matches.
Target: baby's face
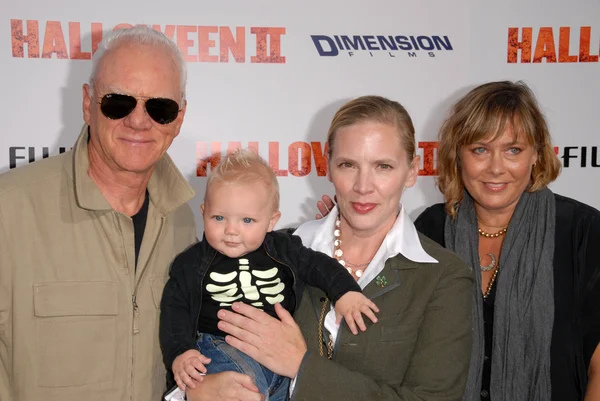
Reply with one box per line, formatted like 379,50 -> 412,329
202,181 -> 280,258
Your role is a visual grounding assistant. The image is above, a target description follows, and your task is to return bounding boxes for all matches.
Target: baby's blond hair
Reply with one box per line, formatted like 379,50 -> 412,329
205,149 -> 280,210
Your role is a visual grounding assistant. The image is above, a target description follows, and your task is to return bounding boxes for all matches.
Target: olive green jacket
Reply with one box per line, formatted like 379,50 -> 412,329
291,234 -> 474,401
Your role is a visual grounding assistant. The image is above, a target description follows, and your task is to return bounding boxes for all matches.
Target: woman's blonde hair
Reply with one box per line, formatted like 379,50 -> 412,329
327,95 -> 416,162
437,80 -> 561,218
206,149 -> 280,210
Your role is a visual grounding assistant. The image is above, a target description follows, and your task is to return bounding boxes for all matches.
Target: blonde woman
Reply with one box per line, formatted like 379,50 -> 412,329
187,96 -> 474,401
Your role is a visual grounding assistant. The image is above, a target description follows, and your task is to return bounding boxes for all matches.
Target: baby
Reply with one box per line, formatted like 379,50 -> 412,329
160,149 -> 378,401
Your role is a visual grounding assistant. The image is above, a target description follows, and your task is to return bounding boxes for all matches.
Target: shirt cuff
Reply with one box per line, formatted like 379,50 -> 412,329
288,374 -> 298,397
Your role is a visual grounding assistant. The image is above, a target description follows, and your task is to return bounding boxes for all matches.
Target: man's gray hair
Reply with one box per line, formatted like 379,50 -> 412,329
88,25 -> 187,100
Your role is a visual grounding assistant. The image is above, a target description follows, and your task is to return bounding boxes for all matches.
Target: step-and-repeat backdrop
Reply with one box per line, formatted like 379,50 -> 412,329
1,0 -> 598,233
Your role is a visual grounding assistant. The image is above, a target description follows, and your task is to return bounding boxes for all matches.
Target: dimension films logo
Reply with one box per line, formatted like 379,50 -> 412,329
311,34 -> 453,59
507,26 -> 598,63
10,20 -> 286,63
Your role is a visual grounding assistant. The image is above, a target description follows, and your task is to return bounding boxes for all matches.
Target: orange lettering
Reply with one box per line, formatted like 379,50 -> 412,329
418,142 -> 438,176
91,23 -> 103,55
177,26 -> 197,62
269,142 -> 288,176
227,142 -> 242,154
196,142 -> 222,176
198,26 -> 219,63
579,26 -> 599,62
507,27 -> 532,63
558,27 -> 578,62
220,27 -> 245,62
289,142 -> 311,177
11,19 -> 39,58
251,27 -> 286,63
113,23 -> 133,31
152,25 -> 176,40
533,27 -> 557,63
310,142 -> 328,176
69,22 -> 91,60
248,142 -> 259,154
42,21 -> 68,59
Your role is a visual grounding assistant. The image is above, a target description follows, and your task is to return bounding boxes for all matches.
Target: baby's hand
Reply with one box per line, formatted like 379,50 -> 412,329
172,349 -> 211,390
334,291 -> 379,335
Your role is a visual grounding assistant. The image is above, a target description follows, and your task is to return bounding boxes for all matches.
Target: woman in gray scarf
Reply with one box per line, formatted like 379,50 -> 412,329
411,81 -> 600,401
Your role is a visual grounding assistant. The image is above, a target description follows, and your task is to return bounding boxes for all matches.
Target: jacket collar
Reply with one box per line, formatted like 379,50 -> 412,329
295,203 -> 438,267
72,124 -> 195,216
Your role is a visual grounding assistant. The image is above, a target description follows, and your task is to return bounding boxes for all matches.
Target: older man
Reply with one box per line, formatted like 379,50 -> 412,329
0,26 -> 196,401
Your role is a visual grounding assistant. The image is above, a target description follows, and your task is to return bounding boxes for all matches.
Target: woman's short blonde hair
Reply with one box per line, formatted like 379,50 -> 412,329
327,95 -> 416,162
206,149 -> 280,211
437,81 -> 561,218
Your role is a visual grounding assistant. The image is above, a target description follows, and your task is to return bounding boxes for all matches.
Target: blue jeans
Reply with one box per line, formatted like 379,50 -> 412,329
197,333 -> 289,401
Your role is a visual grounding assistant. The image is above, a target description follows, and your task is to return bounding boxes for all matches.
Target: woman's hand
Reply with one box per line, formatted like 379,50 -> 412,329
185,372 -> 264,401
217,302 -> 307,378
316,195 -> 336,219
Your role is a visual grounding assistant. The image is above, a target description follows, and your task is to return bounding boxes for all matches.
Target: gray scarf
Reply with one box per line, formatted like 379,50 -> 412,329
445,188 -> 555,401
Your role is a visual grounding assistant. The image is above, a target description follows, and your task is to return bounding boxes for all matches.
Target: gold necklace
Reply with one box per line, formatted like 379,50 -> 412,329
483,266 -> 500,299
333,214 -> 372,278
478,227 -> 507,238
318,298 -> 334,359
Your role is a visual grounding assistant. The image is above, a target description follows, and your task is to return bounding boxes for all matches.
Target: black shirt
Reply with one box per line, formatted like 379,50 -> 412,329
481,282 -> 496,400
197,246 -> 295,337
131,190 -> 149,269
415,194 -> 600,401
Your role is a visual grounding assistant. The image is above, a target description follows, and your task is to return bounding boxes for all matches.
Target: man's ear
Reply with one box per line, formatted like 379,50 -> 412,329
82,84 -> 92,125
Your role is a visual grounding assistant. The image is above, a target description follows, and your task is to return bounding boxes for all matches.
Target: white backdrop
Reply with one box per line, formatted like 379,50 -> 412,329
2,0 -> 598,234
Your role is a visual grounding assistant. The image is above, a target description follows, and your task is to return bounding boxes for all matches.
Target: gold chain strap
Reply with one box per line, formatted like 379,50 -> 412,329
317,298 -> 334,360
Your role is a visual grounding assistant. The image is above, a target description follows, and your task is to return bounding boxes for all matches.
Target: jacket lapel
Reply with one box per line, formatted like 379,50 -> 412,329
361,255 -> 420,300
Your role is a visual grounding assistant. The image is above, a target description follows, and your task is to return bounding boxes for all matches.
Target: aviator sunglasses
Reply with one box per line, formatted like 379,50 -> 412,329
98,93 -> 182,125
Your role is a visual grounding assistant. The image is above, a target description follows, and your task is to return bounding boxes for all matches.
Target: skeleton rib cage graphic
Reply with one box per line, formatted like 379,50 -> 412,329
205,258 -> 286,308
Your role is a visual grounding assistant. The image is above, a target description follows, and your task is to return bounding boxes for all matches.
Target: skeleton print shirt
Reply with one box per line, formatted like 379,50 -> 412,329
197,246 -> 294,337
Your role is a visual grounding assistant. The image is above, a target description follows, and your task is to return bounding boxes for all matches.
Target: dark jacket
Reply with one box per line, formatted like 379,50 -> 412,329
290,233 -> 474,401
415,193 -> 600,401
159,230 -> 360,387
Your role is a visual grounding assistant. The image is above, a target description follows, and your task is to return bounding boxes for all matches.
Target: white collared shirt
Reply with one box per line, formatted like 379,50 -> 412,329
293,203 -> 438,346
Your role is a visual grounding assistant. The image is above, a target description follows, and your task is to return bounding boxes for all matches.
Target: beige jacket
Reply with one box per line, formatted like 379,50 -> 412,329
0,126 -> 197,401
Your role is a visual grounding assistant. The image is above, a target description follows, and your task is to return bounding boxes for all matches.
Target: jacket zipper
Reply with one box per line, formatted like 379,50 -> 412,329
130,215 -> 165,400
112,212 -> 136,401
263,247 -> 298,310
194,252 -> 218,339
132,216 -> 164,334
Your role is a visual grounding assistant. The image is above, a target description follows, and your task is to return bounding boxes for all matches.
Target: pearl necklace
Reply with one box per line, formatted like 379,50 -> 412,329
333,214 -> 371,278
